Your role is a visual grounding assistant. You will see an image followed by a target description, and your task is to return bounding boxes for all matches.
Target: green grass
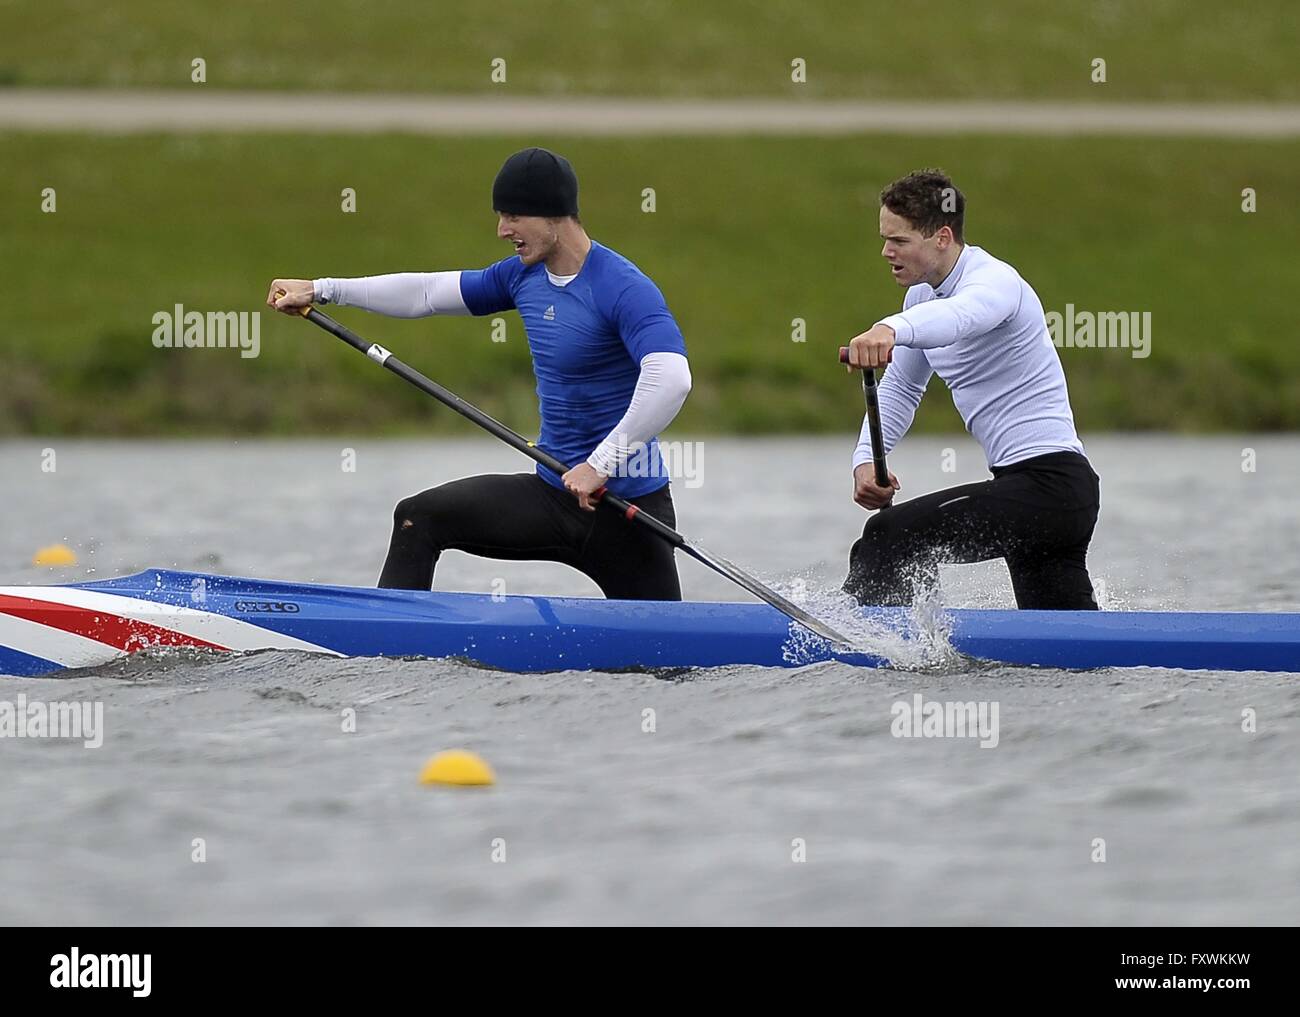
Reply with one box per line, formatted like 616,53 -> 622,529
2,130 -> 1297,435
2,0 -> 1298,100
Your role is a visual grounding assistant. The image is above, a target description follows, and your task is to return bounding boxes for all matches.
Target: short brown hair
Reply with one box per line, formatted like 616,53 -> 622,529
880,169 -> 965,244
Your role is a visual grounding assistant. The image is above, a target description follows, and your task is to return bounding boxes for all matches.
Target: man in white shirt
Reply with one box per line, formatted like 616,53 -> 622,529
842,170 -> 1100,609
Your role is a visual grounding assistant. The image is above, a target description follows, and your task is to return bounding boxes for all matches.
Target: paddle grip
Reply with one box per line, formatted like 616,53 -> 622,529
273,288 -> 313,316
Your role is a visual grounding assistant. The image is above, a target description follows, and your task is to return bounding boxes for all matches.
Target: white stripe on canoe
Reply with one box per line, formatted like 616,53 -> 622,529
0,612 -> 126,669
0,586 -> 341,656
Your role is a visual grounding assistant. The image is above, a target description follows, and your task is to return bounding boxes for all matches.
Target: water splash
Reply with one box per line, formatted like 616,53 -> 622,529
774,574 -> 957,670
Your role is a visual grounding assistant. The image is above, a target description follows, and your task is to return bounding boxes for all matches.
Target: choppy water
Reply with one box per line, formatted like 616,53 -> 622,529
1,436 -> 1298,924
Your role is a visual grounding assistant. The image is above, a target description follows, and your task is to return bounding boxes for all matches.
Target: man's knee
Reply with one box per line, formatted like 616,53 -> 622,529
392,494 -> 424,530
863,506 -> 909,539
849,507 -> 915,566
392,489 -> 458,537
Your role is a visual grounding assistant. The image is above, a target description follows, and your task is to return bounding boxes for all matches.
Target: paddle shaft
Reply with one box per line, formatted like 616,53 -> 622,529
293,304 -> 854,647
299,305 -> 682,542
839,346 -> 890,488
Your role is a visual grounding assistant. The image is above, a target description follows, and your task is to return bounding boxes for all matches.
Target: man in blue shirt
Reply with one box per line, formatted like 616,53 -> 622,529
268,148 -> 692,599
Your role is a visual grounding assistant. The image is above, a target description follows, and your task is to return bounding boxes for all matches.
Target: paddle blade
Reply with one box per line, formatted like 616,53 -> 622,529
681,542 -> 855,649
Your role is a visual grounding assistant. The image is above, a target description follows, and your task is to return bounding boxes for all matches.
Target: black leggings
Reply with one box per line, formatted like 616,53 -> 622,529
844,451 -> 1101,610
378,473 -> 682,600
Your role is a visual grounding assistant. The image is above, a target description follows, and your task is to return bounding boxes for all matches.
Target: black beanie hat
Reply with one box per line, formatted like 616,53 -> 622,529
492,147 -> 579,218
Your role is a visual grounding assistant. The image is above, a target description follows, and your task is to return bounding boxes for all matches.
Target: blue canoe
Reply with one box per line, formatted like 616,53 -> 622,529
1,569 -> 1297,675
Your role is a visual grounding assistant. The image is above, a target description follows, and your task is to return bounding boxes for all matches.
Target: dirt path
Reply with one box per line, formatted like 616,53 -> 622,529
3,89 -> 1299,136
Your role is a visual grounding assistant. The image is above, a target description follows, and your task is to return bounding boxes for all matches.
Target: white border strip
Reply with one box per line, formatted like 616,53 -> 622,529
0,587 -> 340,656
0,613 -> 125,670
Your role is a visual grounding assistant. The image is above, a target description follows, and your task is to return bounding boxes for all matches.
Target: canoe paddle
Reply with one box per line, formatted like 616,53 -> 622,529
286,300 -> 855,648
840,346 -> 892,504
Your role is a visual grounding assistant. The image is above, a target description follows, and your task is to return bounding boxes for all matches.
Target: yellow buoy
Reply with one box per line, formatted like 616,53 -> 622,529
419,749 -> 496,787
32,544 -> 78,567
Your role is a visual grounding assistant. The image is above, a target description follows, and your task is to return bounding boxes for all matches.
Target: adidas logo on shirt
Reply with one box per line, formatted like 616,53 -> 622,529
543,305 -> 556,321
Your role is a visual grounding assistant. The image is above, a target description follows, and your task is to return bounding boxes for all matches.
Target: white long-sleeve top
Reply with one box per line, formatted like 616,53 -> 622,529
313,271 -> 471,317
312,270 -> 691,477
853,244 -> 1085,471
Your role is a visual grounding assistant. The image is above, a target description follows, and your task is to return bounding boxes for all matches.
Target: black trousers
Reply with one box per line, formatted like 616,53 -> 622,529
844,451 -> 1101,610
378,473 -> 682,600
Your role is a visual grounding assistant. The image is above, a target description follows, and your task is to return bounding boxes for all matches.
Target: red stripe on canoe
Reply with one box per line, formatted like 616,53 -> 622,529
0,594 -> 230,653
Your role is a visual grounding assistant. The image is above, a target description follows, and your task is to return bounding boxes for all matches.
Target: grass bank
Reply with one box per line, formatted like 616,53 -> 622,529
2,131 -> 1296,435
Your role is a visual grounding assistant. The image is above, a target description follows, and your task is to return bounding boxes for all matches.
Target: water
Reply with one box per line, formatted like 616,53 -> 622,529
2,435 -> 1298,924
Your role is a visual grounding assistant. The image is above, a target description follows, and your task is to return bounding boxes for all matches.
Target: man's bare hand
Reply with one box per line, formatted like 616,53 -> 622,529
853,462 -> 900,509
562,462 -> 609,512
266,279 -> 314,314
845,323 -> 896,370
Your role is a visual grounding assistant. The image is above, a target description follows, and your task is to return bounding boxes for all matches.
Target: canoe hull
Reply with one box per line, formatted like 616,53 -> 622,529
1,570 -> 1297,675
